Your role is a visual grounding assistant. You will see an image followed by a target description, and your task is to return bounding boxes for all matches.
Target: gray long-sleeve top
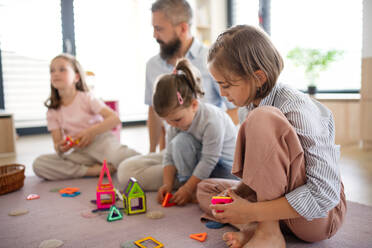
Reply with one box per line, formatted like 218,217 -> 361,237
163,101 -> 237,179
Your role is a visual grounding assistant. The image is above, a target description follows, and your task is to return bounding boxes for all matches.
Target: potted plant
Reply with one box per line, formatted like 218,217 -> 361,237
287,47 -> 343,95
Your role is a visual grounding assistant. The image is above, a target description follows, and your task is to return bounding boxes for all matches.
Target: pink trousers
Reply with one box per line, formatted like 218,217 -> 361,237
196,106 -> 346,242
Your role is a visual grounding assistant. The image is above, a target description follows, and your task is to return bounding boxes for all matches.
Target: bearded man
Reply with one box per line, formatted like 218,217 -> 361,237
145,0 -> 238,153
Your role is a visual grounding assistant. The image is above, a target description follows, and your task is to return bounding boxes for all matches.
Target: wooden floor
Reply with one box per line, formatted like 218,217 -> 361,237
1,125 -> 371,206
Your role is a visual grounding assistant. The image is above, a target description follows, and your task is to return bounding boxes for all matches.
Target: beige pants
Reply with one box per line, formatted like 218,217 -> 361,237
196,106 -> 346,242
117,151 -> 182,191
33,132 -> 140,180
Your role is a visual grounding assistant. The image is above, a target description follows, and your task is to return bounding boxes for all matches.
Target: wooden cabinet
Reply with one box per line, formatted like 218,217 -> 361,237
361,57 -> 372,149
319,99 -> 360,146
0,111 -> 16,157
315,94 -> 361,146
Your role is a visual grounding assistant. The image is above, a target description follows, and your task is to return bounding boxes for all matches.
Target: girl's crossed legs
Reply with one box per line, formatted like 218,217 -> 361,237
197,107 -> 346,247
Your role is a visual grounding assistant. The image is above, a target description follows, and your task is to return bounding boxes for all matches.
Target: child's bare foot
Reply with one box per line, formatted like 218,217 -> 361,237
107,163 -> 117,174
243,221 -> 285,248
223,229 -> 254,248
85,163 -> 116,177
85,164 -> 102,177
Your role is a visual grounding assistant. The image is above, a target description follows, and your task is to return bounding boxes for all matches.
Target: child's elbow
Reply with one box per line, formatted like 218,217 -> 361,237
321,185 -> 341,214
330,186 -> 341,209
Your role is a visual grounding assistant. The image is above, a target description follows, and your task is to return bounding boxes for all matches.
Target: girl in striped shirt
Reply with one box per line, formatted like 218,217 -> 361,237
196,25 -> 346,248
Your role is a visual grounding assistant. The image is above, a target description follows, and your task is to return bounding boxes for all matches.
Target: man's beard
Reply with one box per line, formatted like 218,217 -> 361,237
157,36 -> 182,60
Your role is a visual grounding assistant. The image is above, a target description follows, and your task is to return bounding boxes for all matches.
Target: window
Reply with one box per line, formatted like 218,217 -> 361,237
231,0 -> 259,27
231,0 -> 362,92
74,0 -> 157,122
271,0 -> 362,91
0,0 -> 62,128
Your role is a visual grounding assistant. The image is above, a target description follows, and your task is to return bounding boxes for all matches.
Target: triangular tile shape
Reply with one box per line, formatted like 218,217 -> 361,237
98,160 -> 113,190
107,205 -> 123,222
131,183 -> 144,195
162,192 -> 176,207
189,232 -> 207,242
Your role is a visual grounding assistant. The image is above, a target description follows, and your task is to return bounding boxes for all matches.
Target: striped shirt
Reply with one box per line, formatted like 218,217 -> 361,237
238,83 -> 341,220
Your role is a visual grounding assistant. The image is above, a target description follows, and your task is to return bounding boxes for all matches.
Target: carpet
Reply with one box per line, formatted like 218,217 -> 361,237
0,176 -> 371,248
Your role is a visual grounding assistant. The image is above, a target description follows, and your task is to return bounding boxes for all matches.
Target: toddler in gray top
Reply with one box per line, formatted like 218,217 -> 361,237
153,58 -> 238,206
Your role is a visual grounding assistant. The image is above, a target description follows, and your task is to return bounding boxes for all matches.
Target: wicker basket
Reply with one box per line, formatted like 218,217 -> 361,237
0,164 -> 25,195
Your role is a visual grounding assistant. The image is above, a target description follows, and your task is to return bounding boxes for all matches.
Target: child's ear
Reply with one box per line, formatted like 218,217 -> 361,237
74,73 -> 81,84
254,70 -> 267,87
191,99 -> 199,112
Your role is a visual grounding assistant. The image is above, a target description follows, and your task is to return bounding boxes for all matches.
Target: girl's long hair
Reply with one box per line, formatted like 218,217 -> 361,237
208,25 -> 283,100
44,53 -> 89,109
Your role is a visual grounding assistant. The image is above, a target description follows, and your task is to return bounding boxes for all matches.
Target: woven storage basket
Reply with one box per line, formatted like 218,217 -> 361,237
0,164 -> 25,195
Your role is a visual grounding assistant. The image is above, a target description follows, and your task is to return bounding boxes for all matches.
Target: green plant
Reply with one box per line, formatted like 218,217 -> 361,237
287,47 -> 343,87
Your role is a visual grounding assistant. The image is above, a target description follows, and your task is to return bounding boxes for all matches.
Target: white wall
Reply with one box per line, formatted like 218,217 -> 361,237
210,0 -> 227,42
363,0 -> 372,57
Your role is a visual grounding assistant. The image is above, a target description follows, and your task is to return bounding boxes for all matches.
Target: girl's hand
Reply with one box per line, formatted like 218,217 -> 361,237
210,189 -> 251,224
75,128 -> 96,148
57,139 -> 71,153
172,185 -> 192,206
157,184 -> 172,204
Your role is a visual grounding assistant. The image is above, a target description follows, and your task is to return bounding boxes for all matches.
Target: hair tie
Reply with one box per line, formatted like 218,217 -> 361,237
177,91 -> 184,105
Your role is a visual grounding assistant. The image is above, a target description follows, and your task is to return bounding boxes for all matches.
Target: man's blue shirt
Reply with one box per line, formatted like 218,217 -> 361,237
144,38 -> 235,109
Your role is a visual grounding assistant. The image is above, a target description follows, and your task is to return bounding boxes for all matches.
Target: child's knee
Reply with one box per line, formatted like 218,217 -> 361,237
170,132 -> 200,164
170,132 -> 196,151
196,180 -> 206,198
32,156 -> 47,178
196,179 -> 213,198
196,180 -> 216,213
245,106 -> 286,129
117,157 -> 141,185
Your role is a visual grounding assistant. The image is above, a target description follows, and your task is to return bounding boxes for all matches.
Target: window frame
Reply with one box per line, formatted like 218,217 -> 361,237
0,0 -> 147,135
228,0 -> 361,94
0,0 -> 361,134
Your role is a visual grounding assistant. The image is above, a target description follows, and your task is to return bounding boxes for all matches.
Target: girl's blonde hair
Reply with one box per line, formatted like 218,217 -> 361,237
153,58 -> 204,117
44,53 -> 89,109
208,25 -> 284,99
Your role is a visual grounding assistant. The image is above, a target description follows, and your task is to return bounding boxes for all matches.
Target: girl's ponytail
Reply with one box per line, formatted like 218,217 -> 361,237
153,58 -> 204,117
174,59 -> 204,99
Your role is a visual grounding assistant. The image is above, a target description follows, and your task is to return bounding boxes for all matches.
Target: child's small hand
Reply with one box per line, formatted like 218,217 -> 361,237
210,189 -> 251,224
75,129 -> 96,148
157,184 -> 172,204
172,186 -> 192,206
57,139 -> 70,153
